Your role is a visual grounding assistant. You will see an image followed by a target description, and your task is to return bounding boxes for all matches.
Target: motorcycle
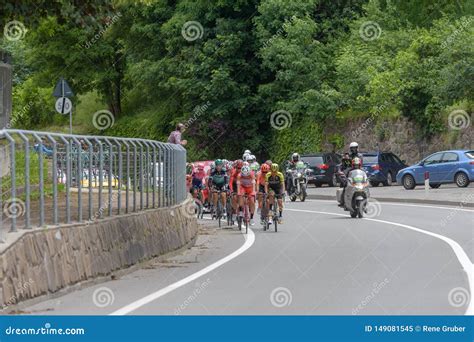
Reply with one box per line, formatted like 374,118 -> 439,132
336,169 -> 370,218
288,161 -> 309,202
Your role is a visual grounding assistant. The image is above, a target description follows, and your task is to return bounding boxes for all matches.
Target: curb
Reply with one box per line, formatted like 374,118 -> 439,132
306,195 -> 474,208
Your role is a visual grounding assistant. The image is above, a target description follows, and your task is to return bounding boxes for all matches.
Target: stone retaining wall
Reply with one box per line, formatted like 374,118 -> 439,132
0,199 -> 198,308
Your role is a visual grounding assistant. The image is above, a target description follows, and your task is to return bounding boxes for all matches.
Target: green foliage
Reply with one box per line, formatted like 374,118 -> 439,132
5,0 -> 473,159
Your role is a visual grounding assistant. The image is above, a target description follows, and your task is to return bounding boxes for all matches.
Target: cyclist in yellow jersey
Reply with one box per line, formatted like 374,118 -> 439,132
265,163 -> 285,224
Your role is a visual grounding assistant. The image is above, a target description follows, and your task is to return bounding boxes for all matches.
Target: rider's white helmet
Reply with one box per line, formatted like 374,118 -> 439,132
241,165 -> 251,177
349,142 -> 359,148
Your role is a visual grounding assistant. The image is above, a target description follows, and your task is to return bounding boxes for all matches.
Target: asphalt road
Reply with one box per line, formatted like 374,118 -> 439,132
307,183 -> 474,206
23,199 -> 473,315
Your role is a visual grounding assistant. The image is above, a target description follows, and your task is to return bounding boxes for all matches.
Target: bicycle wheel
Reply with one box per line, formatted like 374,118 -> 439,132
217,198 -> 222,228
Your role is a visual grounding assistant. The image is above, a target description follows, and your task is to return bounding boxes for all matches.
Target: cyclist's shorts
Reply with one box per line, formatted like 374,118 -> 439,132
269,185 -> 283,197
212,184 -> 226,192
258,184 -> 266,194
239,186 -> 255,197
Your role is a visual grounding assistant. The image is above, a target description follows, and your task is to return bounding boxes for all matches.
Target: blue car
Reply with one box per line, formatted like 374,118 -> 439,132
396,150 -> 474,189
361,152 -> 407,187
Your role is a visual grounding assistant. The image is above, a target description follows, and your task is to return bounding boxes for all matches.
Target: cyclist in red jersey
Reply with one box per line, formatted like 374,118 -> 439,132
229,160 -> 243,222
237,165 -> 256,225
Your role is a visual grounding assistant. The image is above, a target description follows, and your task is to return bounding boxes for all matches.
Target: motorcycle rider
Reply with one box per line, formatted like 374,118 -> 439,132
339,142 -> 365,207
349,142 -> 363,163
285,152 -> 301,195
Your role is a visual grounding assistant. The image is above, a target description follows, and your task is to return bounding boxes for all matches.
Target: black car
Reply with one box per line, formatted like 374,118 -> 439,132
301,153 -> 342,187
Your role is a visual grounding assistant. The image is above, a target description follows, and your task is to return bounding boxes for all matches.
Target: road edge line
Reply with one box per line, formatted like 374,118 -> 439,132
110,226 -> 256,315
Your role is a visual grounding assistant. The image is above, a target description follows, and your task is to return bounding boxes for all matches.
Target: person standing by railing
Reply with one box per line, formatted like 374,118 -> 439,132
167,123 -> 187,146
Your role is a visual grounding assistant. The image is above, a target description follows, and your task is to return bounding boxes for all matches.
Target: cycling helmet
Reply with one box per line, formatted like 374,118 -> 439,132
234,159 -> 243,169
352,157 -> 362,169
270,163 -> 279,172
349,142 -> 359,154
265,160 -> 273,166
225,160 -> 233,171
210,162 -> 216,171
292,153 -> 300,162
248,154 -> 256,163
243,161 -> 250,167
261,163 -> 270,173
243,153 -> 250,162
215,159 -> 223,166
241,165 -> 251,177
244,149 -> 251,155
250,162 -> 259,171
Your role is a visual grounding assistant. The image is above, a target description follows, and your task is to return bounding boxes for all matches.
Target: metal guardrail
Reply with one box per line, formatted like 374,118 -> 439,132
0,129 -> 187,242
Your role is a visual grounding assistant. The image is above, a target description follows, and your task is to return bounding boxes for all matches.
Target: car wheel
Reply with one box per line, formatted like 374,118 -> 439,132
383,172 -> 393,186
370,181 -> 379,187
328,174 -> 337,187
402,174 -> 416,190
429,183 -> 441,189
455,172 -> 470,188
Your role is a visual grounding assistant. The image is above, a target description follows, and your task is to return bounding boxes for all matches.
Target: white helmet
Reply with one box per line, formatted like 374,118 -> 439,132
242,161 -> 250,167
243,153 -> 250,161
248,154 -> 256,162
241,165 -> 251,177
244,149 -> 251,155
349,142 -> 359,148
291,152 -> 300,162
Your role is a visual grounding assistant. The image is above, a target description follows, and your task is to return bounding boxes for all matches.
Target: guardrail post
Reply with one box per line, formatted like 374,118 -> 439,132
32,133 -> 45,227
46,135 -> 58,225
58,136 -> 71,224
71,136 -> 83,222
104,138 -> 114,217
17,132 -> 31,228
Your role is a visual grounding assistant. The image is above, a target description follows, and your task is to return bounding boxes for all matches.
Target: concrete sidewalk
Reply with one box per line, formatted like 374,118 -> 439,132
306,183 -> 474,207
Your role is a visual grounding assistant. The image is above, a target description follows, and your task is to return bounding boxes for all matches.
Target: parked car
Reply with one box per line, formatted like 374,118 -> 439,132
300,153 -> 341,187
396,150 -> 474,189
361,151 -> 408,187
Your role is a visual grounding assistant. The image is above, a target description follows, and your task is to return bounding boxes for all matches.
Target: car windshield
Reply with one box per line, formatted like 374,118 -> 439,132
362,155 -> 378,164
301,156 -> 324,166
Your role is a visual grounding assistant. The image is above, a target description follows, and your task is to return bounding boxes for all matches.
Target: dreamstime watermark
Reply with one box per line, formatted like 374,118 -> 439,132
439,192 -> 474,229
3,198 -> 26,219
82,12 -> 123,49
92,287 -> 115,308
183,101 -> 211,131
270,110 -> 292,130
448,109 -> 471,130
181,21 -> 204,41
359,21 -> 382,41
3,20 -> 27,41
86,190 -> 120,225
262,15 -> 297,49
174,278 -> 212,314
351,98 -> 394,139
4,322 -> 85,336
352,278 -> 390,315
363,198 -> 382,218
441,16 -> 473,49
270,287 -> 292,308
92,109 -> 115,130
448,287 -> 470,308
1,279 -> 35,309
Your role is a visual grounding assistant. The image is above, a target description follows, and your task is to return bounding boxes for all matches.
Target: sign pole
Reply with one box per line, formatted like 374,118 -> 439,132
70,105 -> 73,135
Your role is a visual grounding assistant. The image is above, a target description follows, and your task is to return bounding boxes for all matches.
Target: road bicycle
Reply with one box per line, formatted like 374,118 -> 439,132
226,190 -> 234,227
237,193 -> 250,234
265,190 -> 282,232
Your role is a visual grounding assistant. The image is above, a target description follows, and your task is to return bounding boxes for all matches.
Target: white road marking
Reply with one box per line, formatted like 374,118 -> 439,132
110,222 -> 255,315
305,199 -> 474,212
286,207 -> 474,315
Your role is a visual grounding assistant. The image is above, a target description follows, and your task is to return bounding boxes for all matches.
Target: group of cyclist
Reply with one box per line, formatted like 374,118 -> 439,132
185,141 -> 365,225
186,150 -> 285,226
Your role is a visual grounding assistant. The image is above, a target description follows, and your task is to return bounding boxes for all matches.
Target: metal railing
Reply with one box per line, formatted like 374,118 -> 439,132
0,129 -> 187,241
